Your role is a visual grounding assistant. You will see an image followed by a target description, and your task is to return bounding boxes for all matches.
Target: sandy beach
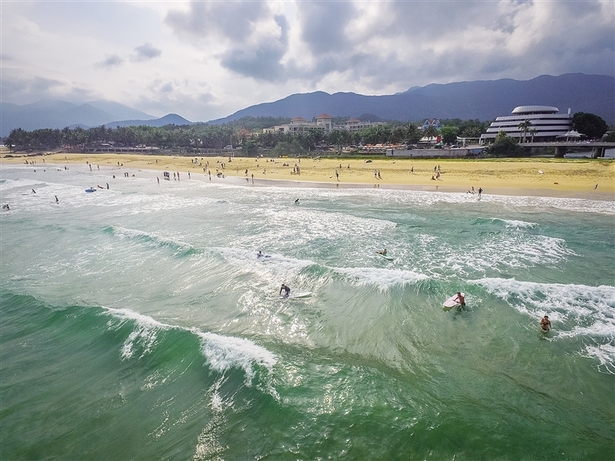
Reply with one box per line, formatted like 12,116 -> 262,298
3,152 -> 614,200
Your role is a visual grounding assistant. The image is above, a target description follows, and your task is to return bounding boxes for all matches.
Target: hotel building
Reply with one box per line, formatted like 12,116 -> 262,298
263,114 -> 384,134
480,106 -> 573,144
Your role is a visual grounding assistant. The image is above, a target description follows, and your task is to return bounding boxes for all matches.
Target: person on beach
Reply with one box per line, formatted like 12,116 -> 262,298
541,315 -> 551,332
455,292 -> 466,307
280,284 -> 291,298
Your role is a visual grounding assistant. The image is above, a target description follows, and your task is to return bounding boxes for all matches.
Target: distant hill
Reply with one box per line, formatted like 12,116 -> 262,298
0,100 -> 156,136
209,73 -> 614,125
2,73 -> 612,137
106,114 -> 192,129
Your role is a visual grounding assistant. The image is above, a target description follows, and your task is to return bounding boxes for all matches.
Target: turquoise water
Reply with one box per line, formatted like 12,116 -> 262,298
1,163 -> 614,460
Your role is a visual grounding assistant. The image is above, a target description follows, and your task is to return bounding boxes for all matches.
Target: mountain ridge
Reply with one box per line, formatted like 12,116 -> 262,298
209,73 -> 614,126
1,73 -> 613,136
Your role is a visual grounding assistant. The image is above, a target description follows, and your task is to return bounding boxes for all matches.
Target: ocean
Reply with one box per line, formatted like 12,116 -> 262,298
1,162 -> 613,460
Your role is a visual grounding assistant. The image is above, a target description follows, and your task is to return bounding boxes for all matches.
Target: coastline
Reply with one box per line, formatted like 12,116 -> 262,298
2,152 -> 614,200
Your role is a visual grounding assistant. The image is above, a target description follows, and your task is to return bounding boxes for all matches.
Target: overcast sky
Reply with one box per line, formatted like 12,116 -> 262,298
2,0 -> 613,121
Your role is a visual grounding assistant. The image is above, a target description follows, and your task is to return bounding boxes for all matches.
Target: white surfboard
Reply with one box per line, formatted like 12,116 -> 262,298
443,293 -> 464,308
280,291 -> 312,299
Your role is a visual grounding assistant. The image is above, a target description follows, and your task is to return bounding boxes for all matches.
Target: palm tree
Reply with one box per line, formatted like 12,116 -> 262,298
517,119 -> 532,143
529,128 -> 537,143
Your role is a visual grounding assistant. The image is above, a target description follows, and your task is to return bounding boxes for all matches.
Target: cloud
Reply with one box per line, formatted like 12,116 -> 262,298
1,73 -> 97,104
165,1 -> 270,42
95,54 -> 124,68
219,14 -> 289,81
132,43 -> 162,62
2,0 -> 613,121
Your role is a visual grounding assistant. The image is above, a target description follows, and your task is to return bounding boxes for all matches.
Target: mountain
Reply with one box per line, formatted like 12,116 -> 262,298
3,73 -> 612,136
0,100 -> 155,136
209,73 -> 614,125
106,114 -> 192,129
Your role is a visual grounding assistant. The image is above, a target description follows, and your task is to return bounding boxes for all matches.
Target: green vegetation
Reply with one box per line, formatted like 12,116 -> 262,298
572,112 -> 608,139
484,131 -> 523,157
3,116 -> 489,155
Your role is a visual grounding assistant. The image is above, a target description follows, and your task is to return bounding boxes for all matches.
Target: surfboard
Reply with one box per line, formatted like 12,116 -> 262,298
85,188 -> 96,193
443,293 -> 463,308
377,252 -> 393,260
280,291 -> 312,299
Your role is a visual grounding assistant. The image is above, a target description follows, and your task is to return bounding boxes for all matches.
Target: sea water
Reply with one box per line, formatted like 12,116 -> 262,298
1,163 -> 613,460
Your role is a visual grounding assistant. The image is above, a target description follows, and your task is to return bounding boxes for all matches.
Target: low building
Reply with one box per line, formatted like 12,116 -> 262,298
480,106 -> 573,144
263,114 -> 384,134
264,114 -> 334,134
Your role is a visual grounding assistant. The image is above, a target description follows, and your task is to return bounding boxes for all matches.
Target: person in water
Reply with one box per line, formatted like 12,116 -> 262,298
377,249 -> 387,256
280,283 -> 291,298
540,315 -> 551,332
455,292 -> 466,307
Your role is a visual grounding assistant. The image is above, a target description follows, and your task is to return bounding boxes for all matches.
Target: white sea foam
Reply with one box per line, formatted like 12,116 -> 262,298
104,307 -> 169,359
584,343 -> 615,375
500,218 -> 537,229
474,277 -> 615,372
334,266 -> 429,290
194,330 -> 277,385
474,277 -> 614,313
111,226 -> 195,255
103,307 -> 277,382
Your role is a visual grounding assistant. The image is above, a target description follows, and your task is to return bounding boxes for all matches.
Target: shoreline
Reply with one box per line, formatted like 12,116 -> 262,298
2,152 -> 614,200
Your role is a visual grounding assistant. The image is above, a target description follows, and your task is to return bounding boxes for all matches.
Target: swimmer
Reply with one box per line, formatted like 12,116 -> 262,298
540,315 -> 551,332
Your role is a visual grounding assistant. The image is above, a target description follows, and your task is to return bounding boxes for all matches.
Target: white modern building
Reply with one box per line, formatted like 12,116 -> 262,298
264,114 -> 334,134
480,106 -> 573,144
263,114 -> 384,134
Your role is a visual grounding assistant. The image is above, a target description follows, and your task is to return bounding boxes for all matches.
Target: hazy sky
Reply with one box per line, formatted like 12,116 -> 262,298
2,0 -> 614,121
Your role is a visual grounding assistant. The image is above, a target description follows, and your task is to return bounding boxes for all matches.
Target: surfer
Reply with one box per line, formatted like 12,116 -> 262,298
55,196 -> 59,204
280,283 -> 291,298
454,292 -> 466,307
540,315 -> 551,332
377,249 -> 388,256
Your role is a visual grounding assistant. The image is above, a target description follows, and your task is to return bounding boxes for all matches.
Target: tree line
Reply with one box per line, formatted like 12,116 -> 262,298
4,117 -> 490,155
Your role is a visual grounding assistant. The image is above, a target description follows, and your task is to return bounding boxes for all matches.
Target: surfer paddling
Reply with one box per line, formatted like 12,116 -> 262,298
454,292 -> 466,307
540,315 -> 551,332
280,283 -> 290,299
